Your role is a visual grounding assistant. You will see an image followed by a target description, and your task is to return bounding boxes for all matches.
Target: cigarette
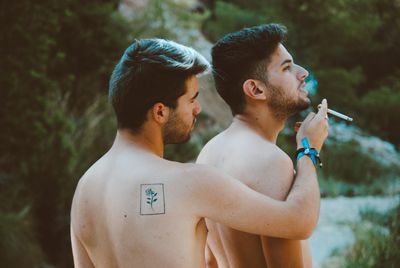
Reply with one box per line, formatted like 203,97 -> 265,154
327,108 -> 353,122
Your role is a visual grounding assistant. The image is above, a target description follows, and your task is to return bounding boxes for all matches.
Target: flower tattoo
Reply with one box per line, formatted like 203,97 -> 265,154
145,188 -> 158,210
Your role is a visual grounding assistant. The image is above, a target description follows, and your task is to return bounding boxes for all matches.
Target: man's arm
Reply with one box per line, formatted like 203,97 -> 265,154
188,155 -> 318,240
71,225 -> 95,268
254,151 -> 312,267
246,150 -> 308,267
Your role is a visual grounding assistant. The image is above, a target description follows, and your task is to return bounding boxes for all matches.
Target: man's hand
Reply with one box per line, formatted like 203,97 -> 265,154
296,99 -> 329,151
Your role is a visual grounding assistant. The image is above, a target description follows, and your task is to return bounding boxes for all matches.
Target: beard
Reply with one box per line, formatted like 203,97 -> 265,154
266,82 -> 310,120
163,110 -> 194,144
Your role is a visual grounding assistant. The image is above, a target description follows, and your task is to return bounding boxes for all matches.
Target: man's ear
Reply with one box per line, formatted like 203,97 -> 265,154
243,79 -> 267,100
151,102 -> 170,124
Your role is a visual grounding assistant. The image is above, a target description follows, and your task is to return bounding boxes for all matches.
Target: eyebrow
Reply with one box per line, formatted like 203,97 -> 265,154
280,59 -> 293,66
191,91 -> 199,100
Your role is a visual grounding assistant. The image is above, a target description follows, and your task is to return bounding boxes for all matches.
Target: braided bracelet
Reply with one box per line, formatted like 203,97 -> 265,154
295,137 -> 323,168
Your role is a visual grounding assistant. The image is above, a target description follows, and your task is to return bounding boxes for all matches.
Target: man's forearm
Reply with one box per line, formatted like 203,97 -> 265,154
285,156 -> 320,238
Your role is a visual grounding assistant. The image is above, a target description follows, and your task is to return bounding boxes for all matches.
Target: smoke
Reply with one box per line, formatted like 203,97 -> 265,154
305,73 -> 318,97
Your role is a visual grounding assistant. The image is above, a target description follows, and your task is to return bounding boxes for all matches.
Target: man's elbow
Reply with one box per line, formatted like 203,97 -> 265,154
296,214 -> 318,239
293,225 -> 314,240
289,205 -> 319,240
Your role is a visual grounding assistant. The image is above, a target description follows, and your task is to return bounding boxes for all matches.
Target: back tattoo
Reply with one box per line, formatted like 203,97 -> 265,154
140,183 -> 165,215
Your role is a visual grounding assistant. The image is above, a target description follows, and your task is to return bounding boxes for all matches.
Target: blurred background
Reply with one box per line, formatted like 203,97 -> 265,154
1,0 -> 399,267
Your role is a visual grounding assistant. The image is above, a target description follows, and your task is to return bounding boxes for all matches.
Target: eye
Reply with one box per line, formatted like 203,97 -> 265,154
190,92 -> 199,103
283,65 -> 291,71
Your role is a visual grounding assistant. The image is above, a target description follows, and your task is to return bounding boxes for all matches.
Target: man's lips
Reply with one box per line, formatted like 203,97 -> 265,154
298,82 -> 306,90
298,83 -> 308,95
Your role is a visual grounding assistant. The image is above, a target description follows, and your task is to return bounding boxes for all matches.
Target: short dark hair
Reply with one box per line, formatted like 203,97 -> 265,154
109,39 -> 209,132
211,23 -> 287,115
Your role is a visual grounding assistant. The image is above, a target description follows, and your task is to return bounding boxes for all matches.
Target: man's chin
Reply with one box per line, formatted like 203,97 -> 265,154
165,133 -> 191,145
287,100 -> 311,117
179,133 -> 192,144
298,95 -> 311,108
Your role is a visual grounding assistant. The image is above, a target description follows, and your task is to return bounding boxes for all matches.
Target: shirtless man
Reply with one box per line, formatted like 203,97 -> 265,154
197,24 -> 328,267
70,38 -> 328,268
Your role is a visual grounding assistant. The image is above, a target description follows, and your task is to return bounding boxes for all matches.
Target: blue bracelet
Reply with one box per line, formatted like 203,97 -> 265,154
295,137 -> 322,168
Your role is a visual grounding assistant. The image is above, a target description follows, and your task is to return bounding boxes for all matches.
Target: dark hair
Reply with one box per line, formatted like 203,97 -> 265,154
211,23 -> 287,115
109,39 -> 209,132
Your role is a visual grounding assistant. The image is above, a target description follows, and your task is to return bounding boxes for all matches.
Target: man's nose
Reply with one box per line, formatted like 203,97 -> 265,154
194,101 -> 202,115
297,65 -> 309,81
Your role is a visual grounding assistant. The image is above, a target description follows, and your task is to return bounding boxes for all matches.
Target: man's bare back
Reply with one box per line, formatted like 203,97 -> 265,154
71,142 -> 210,267
197,122 -> 312,268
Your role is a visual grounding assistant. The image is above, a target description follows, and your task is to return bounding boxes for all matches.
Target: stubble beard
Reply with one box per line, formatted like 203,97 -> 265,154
163,111 -> 194,144
266,83 -> 310,121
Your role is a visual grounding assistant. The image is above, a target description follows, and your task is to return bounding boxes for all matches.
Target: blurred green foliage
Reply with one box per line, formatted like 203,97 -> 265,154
329,201 -> 400,267
0,0 -> 129,266
358,76 -> 400,144
202,1 -> 266,39
321,140 -> 395,184
0,207 -> 45,268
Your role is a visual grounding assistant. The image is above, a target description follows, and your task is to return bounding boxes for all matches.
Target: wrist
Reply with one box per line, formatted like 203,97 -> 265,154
297,139 -> 321,151
296,154 -> 315,167
295,137 -> 323,168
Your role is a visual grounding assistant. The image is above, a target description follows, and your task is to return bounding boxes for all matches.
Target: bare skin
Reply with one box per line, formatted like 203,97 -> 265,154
198,44 -> 328,268
71,75 -> 328,268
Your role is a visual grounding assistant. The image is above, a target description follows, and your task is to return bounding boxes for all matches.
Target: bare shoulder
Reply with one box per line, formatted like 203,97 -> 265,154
177,162 -> 230,185
70,157 -> 109,235
253,143 -> 293,172
71,169 -> 95,225
175,162 -> 261,218
196,130 -> 227,164
236,140 -> 295,200
71,170 -> 91,212
175,162 -> 245,198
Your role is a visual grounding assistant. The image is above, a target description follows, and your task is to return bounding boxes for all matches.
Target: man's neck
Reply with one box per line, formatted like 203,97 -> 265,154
233,107 -> 286,144
113,128 -> 164,157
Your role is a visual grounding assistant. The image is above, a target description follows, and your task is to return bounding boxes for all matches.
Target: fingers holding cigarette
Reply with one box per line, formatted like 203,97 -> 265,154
295,99 -> 328,132
295,99 -> 353,132
317,98 -> 328,119
317,103 -> 353,122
